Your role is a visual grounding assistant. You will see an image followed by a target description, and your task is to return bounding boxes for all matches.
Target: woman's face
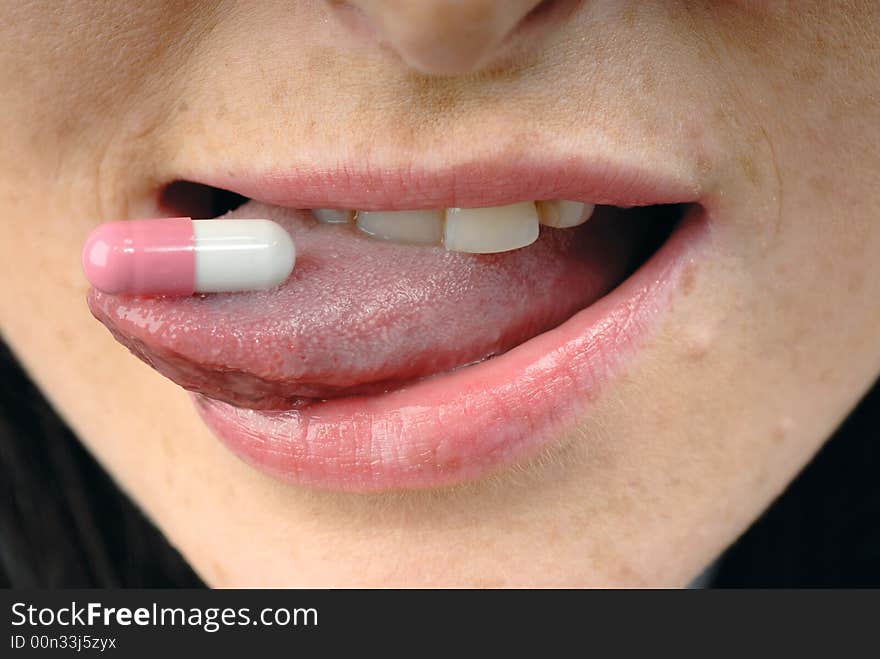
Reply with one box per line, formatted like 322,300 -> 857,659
1,1 -> 878,586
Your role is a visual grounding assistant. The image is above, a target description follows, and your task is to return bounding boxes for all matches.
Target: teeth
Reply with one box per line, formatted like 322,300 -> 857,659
444,202 -> 540,254
312,208 -> 354,224
536,200 -> 595,228
312,200 -> 588,254
357,209 -> 445,244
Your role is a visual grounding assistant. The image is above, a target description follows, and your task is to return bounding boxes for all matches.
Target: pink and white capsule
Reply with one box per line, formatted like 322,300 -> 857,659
81,217 -> 295,296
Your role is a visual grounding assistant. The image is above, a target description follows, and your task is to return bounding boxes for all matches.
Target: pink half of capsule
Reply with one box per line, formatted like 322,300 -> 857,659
81,217 -> 296,296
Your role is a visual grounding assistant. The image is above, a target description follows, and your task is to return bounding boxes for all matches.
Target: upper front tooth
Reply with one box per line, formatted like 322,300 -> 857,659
356,209 -> 445,244
444,202 -> 540,254
536,200 -> 595,228
313,208 -> 354,224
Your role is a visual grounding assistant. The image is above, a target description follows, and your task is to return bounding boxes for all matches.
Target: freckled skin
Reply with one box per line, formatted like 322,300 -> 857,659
0,1 -> 879,586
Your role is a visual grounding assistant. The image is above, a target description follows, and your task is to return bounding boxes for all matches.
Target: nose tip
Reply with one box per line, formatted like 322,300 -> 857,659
337,0 -> 548,76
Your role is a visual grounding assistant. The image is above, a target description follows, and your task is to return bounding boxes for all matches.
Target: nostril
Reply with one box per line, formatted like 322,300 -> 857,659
520,0 -> 581,32
158,180 -> 249,219
523,0 -> 557,21
331,0 -> 559,77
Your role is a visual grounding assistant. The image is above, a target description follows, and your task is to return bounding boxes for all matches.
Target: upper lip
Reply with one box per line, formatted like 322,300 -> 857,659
167,153 -> 702,213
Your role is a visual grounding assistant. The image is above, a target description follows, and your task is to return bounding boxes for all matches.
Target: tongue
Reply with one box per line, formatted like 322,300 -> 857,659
88,201 -> 641,409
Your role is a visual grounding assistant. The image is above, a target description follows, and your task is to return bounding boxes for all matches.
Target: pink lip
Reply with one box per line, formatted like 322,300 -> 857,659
91,155 -> 708,491
193,208 -> 707,491
176,155 -> 700,211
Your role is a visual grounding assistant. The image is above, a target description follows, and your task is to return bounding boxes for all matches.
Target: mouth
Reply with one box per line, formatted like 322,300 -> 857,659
87,158 -> 708,490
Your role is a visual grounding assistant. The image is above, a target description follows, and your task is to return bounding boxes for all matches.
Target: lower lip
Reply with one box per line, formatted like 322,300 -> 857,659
194,208 -> 708,491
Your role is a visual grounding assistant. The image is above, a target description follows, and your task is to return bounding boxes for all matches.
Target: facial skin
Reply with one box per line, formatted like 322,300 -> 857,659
0,0 -> 878,586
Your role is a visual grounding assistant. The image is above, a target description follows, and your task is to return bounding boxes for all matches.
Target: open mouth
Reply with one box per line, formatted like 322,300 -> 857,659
87,162 -> 708,491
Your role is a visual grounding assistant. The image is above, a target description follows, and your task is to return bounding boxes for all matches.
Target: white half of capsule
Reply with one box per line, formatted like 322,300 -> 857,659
192,219 -> 296,292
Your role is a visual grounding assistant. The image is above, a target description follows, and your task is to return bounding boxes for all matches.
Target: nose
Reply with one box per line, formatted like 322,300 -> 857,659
334,0 -> 549,76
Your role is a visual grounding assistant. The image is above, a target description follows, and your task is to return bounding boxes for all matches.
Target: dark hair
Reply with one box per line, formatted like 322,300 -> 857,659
0,340 -> 201,587
713,374 -> 880,587
1,338 -> 877,587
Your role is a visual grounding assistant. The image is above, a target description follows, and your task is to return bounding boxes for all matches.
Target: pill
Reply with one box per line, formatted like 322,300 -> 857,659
81,217 -> 295,296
